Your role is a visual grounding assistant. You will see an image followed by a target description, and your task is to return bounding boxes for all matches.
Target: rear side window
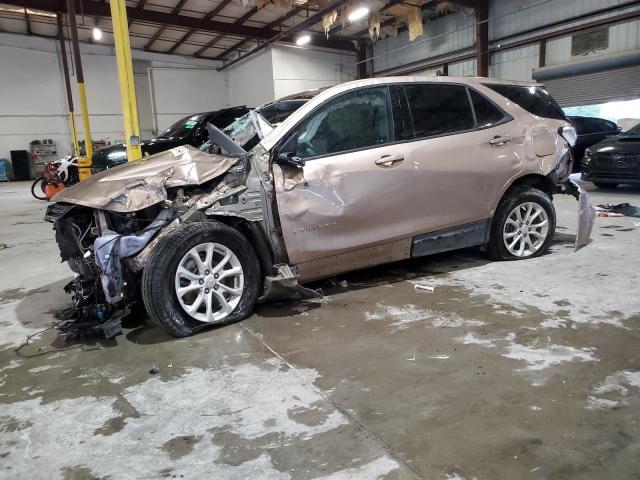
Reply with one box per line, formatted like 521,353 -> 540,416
404,84 -> 475,138
485,84 -> 566,120
469,89 -> 505,128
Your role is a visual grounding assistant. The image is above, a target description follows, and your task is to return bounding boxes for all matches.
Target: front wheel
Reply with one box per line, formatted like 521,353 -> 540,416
30,177 -> 47,200
487,186 -> 556,260
141,221 -> 261,337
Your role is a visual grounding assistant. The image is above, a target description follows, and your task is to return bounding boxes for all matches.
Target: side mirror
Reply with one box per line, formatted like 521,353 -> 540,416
277,152 -> 305,168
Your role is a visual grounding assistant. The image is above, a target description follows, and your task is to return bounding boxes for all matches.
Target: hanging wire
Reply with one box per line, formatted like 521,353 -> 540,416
65,13 -> 76,77
355,0 -> 558,65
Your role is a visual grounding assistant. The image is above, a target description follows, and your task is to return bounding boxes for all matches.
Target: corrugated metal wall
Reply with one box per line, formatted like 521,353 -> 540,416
371,11 -> 475,74
371,0 -> 640,85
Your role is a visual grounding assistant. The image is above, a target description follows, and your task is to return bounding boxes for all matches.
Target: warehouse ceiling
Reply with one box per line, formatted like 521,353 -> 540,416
0,0 -> 479,62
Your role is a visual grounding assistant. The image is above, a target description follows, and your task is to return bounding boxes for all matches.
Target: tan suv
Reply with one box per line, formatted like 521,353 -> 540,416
48,77 -> 593,337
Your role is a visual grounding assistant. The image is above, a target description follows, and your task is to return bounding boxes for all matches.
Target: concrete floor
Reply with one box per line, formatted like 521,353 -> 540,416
1,179 -> 639,480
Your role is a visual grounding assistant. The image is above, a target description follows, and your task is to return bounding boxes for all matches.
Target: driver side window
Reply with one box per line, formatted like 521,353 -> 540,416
292,87 -> 393,160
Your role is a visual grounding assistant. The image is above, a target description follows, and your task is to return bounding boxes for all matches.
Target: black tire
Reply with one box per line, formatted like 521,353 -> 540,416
141,221 -> 261,337
487,186 -> 556,261
31,177 -> 47,200
593,181 -> 619,189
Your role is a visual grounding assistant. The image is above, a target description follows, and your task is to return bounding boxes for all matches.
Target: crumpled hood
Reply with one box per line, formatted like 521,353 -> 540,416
53,146 -> 240,212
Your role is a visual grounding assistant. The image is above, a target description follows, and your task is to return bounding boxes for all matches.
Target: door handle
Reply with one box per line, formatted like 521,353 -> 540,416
375,154 -> 404,167
489,135 -> 512,146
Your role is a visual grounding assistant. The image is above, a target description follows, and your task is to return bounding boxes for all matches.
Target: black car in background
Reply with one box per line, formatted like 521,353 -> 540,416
199,88 -> 324,153
581,122 -> 640,188
567,116 -> 621,171
91,106 -> 249,173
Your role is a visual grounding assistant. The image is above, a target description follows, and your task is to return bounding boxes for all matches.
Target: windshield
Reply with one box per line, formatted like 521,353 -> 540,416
158,114 -> 205,139
621,122 -> 640,136
199,112 -> 263,154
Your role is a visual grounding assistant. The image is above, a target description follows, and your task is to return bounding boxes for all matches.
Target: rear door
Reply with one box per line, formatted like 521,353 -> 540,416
397,83 -> 522,243
273,85 -> 418,280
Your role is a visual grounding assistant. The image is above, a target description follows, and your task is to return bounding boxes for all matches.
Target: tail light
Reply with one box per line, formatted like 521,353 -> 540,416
559,125 -> 577,147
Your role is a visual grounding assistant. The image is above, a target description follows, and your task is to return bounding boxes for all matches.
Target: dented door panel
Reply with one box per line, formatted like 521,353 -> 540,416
273,142 -> 417,280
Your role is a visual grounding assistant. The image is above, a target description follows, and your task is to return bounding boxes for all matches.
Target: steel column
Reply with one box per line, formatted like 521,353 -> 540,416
110,0 -> 142,162
65,0 -> 93,179
475,1 -> 489,77
56,13 -> 79,157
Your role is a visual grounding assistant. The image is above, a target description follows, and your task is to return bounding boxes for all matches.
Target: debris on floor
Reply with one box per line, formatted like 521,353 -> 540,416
596,203 -> 640,218
596,210 -> 624,217
414,283 -> 435,293
149,363 -> 160,374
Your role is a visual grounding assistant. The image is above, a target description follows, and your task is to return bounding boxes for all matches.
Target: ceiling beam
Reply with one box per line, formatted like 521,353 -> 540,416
128,0 -> 147,27
144,0 -> 188,51
215,5 -> 306,60
166,0 -> 233,55
219,0 -> 354,70
2,0 -> 317,42
194,6 -> 258,57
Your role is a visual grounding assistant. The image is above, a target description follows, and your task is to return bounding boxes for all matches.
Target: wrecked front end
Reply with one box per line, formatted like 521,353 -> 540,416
45,145 -> 256,338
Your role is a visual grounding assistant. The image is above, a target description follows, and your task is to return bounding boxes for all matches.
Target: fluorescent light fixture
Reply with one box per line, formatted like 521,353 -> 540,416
348,6 -> 369,22
92,27 -> 102,41
295,34 -> 311,46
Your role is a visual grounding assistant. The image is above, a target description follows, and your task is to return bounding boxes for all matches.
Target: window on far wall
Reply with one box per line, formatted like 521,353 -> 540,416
571,27 -> 609,56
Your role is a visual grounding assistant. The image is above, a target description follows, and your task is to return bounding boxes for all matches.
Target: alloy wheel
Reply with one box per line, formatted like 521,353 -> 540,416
174,242 -> 244,322
502,202 -> 549,257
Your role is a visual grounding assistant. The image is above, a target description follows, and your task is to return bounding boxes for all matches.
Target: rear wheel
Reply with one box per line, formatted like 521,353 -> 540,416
30,177 -> 47,200
141,221 -> 260,337
487,186 -> 556,260
593,181 -> 619,189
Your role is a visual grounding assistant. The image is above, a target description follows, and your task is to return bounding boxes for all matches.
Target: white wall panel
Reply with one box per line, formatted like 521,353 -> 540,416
0,43 -> 70,160
227,49 -> 274,108
271,46 -> 356,99
150,67 -> 229,132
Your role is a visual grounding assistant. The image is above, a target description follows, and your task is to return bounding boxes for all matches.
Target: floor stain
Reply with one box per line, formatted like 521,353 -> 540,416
161,435 -> 202,461
59,465 -> 107,480
0,287 -> 50,304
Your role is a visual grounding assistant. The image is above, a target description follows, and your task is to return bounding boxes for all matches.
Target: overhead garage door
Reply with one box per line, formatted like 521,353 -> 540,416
533,50 -> 640,107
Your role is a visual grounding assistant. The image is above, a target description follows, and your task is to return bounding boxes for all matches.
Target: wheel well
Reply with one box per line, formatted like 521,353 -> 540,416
505,174 -> 554,198
205,215 -> 274,277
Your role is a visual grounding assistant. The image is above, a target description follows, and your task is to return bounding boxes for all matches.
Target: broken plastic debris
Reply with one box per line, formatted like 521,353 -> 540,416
595,210 -> 623,217
596,202 -> 640,218
414,283 -> 435,293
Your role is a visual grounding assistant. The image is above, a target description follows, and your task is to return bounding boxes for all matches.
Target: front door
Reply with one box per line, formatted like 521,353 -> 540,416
273,86 -> 416,281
